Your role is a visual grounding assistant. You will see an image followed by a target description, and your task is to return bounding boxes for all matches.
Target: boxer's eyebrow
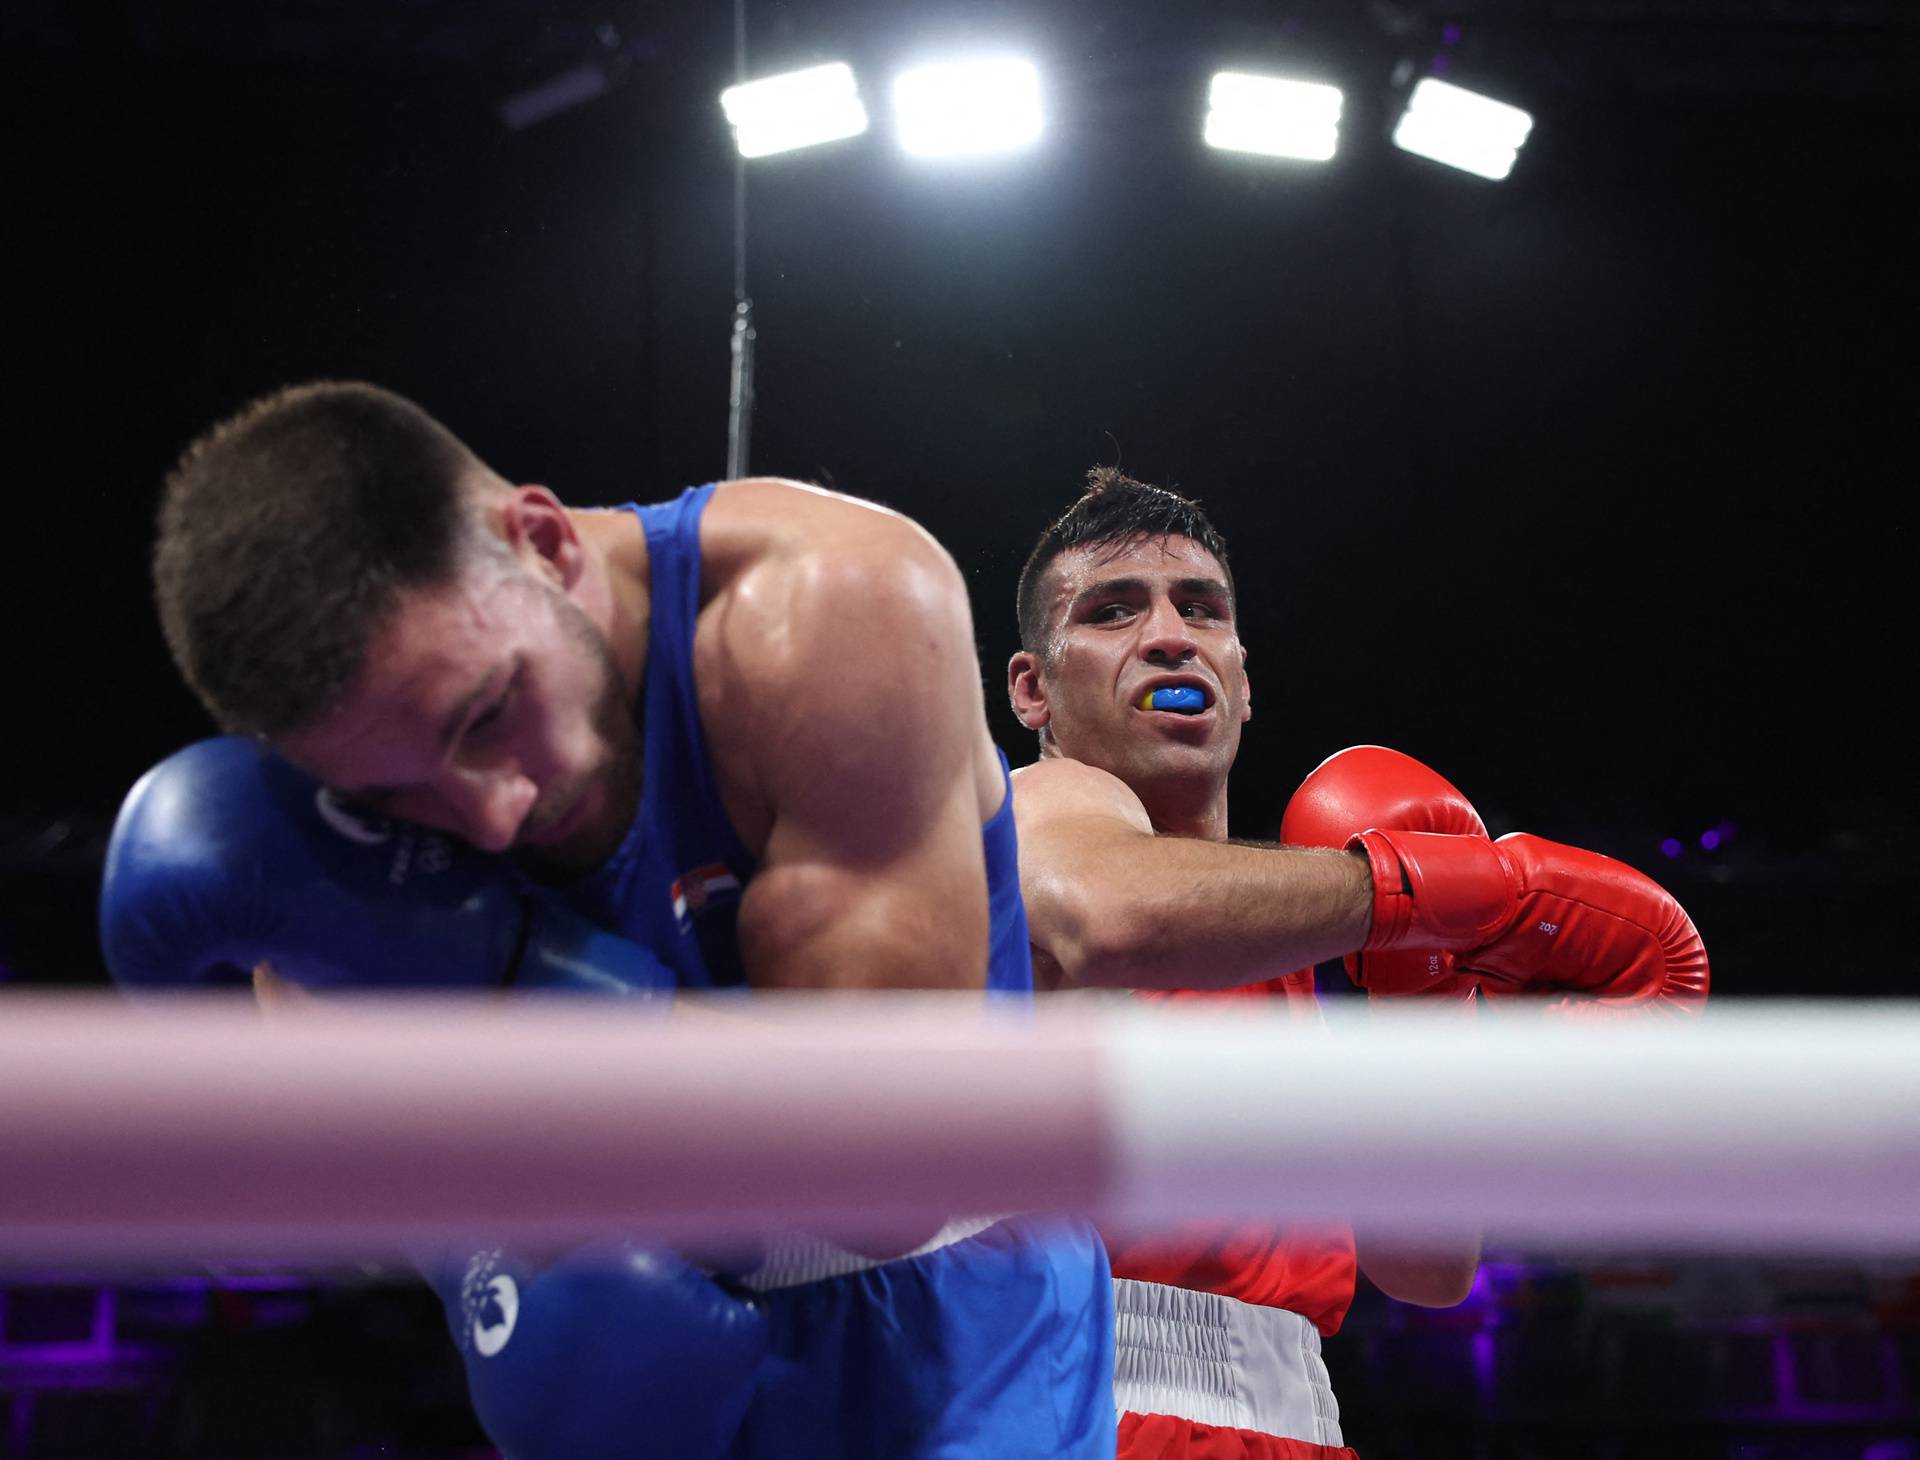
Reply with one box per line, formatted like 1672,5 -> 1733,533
1069,575 -> 1231,613
1173,576 -> 1232,606
1069,576 -> 1149,612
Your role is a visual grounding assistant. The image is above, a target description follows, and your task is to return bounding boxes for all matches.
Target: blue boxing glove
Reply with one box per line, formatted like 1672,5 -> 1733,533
100,736 -> 667,996
426,1242 -> 768,1460
102,741 -> 767,1454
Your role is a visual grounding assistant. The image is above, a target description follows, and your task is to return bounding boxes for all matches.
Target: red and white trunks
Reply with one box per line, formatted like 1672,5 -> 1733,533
1113,1278 -> 1358,1460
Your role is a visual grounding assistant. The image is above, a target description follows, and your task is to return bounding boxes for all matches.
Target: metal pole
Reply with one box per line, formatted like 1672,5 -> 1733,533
725,0 -> 756,479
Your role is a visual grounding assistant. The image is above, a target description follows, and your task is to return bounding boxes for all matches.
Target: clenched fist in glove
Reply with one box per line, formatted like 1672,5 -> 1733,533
1282,746 -> 1708,1015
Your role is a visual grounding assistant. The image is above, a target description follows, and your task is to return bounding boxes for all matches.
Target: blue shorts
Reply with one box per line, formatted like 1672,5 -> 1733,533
733,1215 -> 1115,1459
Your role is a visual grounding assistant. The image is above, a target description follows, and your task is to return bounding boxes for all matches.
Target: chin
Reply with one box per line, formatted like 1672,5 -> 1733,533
551,784 -> 616,860
1133,739 -> 1232,782
566,751 -> 645,865
573,805 -> 632,868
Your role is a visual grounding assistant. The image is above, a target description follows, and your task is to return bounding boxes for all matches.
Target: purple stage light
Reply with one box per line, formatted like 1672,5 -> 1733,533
1700,830 -> 1722,851
1661,838 -> 1684,858
1442,23 -> 1462,45
1471,1328 -> 1496,1405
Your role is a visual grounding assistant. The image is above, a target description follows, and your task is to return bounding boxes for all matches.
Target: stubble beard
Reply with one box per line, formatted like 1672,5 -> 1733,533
517,592 -> 644,879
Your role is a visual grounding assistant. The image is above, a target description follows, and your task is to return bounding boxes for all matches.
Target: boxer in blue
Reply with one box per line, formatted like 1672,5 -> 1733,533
126,380 -> 1114,1458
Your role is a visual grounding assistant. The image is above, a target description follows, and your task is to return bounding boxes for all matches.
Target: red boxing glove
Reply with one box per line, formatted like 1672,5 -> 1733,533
1282,746 -> 1489,846
1280,746 -> 1480,1002
1284,747 -> 1710,1015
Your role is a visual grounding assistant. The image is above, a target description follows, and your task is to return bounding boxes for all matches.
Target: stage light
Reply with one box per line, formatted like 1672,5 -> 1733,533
720,62 -> 869,159
1203,72 -> 1343,162
1391,77 -> 1533,181
892,57 -> 1043,157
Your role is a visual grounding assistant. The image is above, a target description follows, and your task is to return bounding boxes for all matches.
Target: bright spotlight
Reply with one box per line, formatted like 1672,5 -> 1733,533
1391,77 -> 1533,181
1203,72 -> 1343,162
892,57 -> 1043,157
720,62 -> 869,159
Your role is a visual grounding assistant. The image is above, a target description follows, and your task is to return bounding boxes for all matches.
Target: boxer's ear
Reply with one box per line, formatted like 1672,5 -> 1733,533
1007,650 -> 1051,732
496,486 -> 585,589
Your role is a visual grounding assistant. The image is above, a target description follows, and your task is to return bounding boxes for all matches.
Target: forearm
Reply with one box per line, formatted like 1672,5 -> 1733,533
1029,829 -> 1372,990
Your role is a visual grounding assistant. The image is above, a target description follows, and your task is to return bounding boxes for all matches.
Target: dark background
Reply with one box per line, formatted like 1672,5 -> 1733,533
3,0 -> 1913,996
1,3 -> 1916,1454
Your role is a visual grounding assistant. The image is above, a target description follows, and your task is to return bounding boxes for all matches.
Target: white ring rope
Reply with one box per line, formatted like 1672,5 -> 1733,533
1,994 -> 1914,1262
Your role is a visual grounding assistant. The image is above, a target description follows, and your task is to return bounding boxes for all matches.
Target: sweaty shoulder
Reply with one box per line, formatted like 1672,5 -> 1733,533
695,478 -> 949,595
1010,757 -> 1156,837
691,478 -> 1000,839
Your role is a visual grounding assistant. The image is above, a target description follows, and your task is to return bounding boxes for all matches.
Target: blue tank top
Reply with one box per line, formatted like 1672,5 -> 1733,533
553,482 -> 1033,999
548,484 -> 1112,1459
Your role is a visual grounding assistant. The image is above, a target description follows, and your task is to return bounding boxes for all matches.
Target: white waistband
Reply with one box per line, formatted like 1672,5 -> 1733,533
738,1214 -> 1005,1291
1113,1278 -> 1344,1446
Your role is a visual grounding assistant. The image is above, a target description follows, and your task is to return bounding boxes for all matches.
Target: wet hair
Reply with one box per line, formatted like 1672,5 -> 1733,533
1015,466 -> 1236,660
154,380 -> 494,737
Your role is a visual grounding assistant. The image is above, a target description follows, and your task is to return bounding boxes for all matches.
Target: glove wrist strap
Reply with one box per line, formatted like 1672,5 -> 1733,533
1354,828 -> 1517,952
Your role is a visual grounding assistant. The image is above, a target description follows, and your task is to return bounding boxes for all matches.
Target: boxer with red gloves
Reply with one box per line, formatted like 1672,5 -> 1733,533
1006,478 -> 1705,1011
1007,468 -> 1708,1460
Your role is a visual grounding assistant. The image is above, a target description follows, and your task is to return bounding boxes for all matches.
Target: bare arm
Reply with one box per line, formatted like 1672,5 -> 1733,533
722,504 -> 993,993
1011,758 -> 1373,990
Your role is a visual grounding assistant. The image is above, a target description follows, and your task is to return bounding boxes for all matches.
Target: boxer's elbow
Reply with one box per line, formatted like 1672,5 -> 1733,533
1357,1236 -> 1481,1308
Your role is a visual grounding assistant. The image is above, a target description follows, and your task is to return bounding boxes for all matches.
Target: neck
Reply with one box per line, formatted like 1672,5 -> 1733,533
566,506 -> 651,704
1039,737 -> 1232,841
1135,774 -> 1231,842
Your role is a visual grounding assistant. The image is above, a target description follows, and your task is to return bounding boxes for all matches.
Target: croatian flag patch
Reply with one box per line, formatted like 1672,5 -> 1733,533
671,862 -> 743,930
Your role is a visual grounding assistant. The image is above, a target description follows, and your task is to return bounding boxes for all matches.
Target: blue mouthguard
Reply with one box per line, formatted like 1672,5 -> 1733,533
1140,686 -> 1207,713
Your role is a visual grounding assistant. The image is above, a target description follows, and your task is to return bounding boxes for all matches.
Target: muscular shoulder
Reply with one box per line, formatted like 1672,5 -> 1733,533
1011,757 -> 1155,837
691,478 -> 989,841
696,478 -> 970,695
698,478 -> 958,600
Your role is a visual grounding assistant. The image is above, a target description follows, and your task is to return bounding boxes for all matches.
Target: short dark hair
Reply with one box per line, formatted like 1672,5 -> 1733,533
1015,466 -> 1236,658
154,381 -> 491,737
